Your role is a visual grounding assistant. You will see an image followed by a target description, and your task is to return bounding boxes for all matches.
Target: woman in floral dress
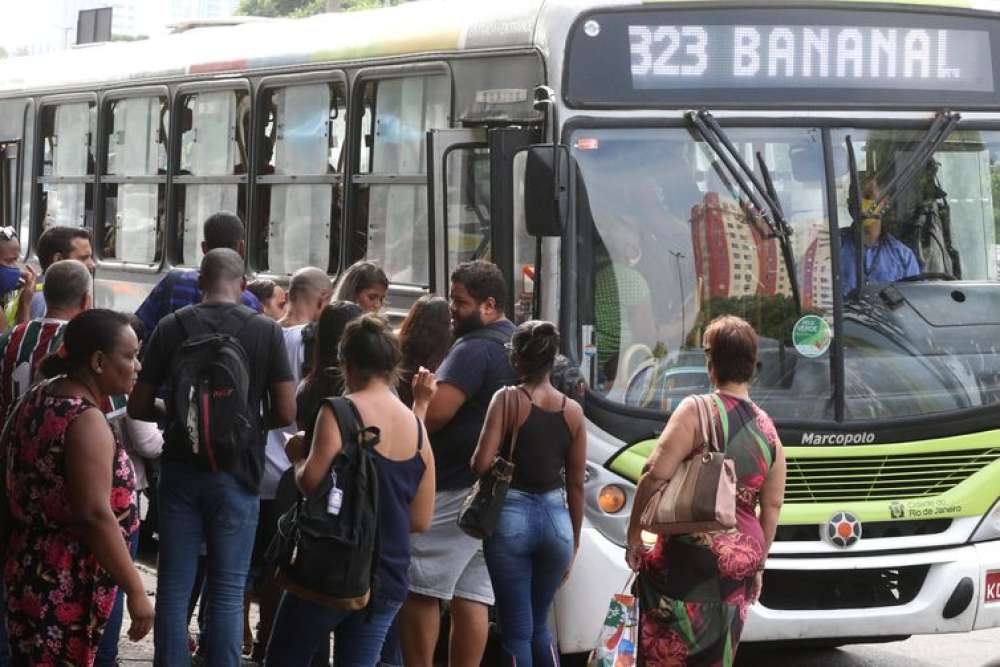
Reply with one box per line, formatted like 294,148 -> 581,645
0,309 -> 154,664
626,316 -> 787,666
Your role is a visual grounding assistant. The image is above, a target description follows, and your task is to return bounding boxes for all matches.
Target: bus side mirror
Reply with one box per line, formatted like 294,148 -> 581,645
524,144 -> 570,238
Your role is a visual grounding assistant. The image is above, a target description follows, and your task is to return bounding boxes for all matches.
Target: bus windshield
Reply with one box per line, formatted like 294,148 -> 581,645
574,125 -> 1000,422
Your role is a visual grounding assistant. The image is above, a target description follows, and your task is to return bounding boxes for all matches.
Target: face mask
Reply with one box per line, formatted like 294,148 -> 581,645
0,266 -> 21,294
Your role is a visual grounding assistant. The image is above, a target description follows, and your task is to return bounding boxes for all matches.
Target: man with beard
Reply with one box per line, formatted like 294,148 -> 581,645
399,260 -> 515,667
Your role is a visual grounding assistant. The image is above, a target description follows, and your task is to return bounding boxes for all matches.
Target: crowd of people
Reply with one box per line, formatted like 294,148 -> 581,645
0,210 -> 592,667
0,208 -> 784,667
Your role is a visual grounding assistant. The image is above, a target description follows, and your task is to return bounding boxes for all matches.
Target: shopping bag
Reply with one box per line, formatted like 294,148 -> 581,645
587,583 -> 638,667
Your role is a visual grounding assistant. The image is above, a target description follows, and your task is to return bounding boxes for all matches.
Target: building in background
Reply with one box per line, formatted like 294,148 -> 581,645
7,0 -> 240,56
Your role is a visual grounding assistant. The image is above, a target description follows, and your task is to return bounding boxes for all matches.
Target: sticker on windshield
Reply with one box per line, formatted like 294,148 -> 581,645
792,315 -> 832,359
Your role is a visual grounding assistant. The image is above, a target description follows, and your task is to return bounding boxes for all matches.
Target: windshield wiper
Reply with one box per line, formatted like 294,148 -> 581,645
844,110 -> 961,296
686,109 -> 801,312
876,110 -> 960,213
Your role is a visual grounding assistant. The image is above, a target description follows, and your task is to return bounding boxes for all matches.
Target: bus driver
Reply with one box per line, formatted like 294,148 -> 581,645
839,184 -> 920,295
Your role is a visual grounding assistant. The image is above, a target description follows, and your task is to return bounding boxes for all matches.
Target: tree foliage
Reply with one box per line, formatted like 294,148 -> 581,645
236,0 -> 403,17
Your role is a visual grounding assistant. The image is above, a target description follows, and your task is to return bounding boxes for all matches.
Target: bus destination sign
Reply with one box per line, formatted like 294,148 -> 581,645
628,24 -> 993,93
566,8 -> 1000,108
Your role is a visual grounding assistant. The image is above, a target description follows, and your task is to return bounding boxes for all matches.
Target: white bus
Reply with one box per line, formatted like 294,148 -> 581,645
4,0 -> 1000,657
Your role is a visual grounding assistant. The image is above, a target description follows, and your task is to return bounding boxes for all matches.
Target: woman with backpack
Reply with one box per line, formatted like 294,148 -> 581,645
471,320 -> 587,667
265,314 -> 436,665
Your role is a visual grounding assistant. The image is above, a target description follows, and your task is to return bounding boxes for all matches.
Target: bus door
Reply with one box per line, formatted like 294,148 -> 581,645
426,127 -> 535,317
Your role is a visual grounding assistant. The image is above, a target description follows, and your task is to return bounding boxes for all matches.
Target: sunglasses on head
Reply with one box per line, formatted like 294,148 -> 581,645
0,227 -> 16,242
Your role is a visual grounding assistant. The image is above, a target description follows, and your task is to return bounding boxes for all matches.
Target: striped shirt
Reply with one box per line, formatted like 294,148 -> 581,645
136,269 -> 262,335
0,319 -> 65,419
0,319 -> 128,421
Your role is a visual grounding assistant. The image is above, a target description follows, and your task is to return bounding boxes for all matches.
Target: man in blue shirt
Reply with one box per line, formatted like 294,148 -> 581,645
840,203 -> 920,295
400,260 -> 516,667
135,212 -> 261,333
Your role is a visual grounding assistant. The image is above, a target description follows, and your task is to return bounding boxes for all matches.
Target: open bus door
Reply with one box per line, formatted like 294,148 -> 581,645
426,127 -> 536,314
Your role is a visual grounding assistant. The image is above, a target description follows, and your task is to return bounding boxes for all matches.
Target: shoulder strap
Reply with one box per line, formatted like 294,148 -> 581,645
506,387 -> 524,463
694,394 -> 720,454
325,396 -> 381,456
459,326 -> 510,347
414,415 -> 424,451
175,306 -> 205,339
219,306 -> 256,338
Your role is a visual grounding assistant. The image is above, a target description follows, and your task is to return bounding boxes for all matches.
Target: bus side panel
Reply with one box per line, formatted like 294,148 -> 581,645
552,526 -> 630,654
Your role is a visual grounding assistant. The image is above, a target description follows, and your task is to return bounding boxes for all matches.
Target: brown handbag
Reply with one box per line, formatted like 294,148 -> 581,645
639,394 -> 737,535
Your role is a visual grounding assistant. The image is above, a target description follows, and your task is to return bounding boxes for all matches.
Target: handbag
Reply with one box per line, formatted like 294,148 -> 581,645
457,387 -> 522,539
639,393 -> 737,535
586,574 -> 638,667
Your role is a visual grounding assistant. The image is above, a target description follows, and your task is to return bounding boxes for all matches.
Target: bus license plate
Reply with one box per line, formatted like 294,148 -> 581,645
986,571 -> 1000,603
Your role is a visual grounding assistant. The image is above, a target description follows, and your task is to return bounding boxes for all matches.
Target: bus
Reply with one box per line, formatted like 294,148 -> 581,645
3,0 -> 1000,656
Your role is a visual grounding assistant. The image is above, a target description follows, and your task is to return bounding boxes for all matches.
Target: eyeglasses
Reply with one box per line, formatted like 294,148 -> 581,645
0,227 -> 17,241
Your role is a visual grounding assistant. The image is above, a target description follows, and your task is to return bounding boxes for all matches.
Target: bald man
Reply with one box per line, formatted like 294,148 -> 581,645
128,248 -> 295,665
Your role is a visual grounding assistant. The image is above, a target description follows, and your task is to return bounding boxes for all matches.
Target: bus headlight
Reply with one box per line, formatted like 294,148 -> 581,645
971,498 -> 1000,543
598,485 -> 627,514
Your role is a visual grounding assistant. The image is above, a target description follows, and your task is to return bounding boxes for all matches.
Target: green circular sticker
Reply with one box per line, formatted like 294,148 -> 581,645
792,315 -> 832,359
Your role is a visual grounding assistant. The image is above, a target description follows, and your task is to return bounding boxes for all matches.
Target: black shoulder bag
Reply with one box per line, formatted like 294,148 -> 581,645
457,387 -> 523,540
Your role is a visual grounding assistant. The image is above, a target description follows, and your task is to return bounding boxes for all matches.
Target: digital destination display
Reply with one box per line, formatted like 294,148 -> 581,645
565,8 -> 1000,108
628,24 -> 993,92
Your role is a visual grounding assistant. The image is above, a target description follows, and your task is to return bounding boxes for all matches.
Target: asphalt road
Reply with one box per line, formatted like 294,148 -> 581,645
737,629 -> 1000,666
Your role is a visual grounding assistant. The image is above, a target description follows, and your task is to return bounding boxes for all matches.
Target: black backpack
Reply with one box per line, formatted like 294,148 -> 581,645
167,305 -> 256,473
268,397 -> 381,610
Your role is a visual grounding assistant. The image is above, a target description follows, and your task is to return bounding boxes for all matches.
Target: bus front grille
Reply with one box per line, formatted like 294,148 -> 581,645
760,566 -> 929,610
784,448 -> 1000,503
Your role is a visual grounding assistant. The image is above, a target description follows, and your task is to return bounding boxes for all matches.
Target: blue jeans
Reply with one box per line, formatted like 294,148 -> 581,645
264,592 -> 402,666
95,526 -> 140,666
484,488 -> 574,667
154,462 -> 259,667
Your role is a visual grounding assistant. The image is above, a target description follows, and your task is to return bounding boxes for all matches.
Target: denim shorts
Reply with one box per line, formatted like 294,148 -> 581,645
408,488 -> 494,605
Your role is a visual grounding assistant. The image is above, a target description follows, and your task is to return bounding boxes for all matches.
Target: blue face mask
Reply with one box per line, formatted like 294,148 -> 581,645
0,266 -> 21,294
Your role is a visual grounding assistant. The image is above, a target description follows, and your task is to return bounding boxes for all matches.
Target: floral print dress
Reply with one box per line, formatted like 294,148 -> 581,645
638,392 -> 778,667
2,381 -> 138,665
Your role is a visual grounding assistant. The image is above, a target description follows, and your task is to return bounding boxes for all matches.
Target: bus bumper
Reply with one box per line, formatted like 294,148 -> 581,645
552,537 -> 1000,652
744,542 -> 1000,641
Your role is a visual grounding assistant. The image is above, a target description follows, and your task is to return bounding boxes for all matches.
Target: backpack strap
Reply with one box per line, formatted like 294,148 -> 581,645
458,325 -> 510,348
218,306 -> 257,338
324,396 -> 381,457
175,305 -> 206,340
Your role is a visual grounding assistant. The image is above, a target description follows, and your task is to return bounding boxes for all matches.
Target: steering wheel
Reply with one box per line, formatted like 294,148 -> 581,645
898,272 -> 956,282
621,344 -> 653,383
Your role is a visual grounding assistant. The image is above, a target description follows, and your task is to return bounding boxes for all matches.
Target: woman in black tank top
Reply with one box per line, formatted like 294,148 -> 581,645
471,321 -> 587,667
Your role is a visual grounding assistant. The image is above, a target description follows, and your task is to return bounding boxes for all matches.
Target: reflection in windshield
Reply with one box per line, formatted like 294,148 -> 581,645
574,125 -> 1000,424
575,127 -> 833,421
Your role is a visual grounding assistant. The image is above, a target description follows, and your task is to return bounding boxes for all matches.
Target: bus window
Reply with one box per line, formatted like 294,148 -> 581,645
832,128 -> 1000,420
572,126 -> 833,421
352,74 -> 450,286
38,101 -> 96,229
256,80 -> 346,274
444,145 -> 491,276
101,95 -> 167,264
176,89 -> 248,266
0,144 -> 16,233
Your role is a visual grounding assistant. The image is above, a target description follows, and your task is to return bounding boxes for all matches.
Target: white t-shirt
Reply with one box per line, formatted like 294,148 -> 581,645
261,323 -> 306,500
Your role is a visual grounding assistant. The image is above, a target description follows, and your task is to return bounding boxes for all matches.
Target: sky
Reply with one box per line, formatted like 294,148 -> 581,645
0,1 -> 236,55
